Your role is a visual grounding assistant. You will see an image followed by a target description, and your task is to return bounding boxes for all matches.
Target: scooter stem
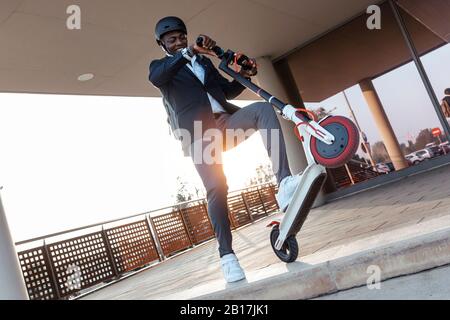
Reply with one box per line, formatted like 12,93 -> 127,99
282,105 -> 335,145
217,50 -> 299,114
196,39 -> 335,146
196,37 -> 309,119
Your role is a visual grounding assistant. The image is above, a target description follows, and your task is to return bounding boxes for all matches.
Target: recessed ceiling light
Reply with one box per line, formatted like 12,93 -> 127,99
77,73 -> 95,82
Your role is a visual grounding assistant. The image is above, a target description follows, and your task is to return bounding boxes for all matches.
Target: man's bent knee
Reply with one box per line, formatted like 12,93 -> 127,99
259,102 -> 277,116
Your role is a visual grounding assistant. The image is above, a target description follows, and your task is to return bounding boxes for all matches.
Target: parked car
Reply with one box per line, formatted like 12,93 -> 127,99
414,149 -> 433,160
427,146 -> 444,157
375,163 -> 390,173
385,162 -> 395,172
405,153 -> 424,165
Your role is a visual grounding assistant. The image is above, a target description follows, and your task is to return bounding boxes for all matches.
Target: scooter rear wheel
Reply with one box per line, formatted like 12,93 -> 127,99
270,225 -> 299,263
310,116 -> 360,168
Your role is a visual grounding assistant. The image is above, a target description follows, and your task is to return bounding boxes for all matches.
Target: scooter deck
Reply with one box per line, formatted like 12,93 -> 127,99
285,172 -> 327,237
276,164 -> 328,250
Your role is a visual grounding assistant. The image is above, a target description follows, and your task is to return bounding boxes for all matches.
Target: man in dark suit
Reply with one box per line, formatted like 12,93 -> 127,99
149,16 -> 300,283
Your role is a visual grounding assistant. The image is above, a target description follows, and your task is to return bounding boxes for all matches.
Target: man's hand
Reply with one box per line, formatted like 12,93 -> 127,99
239,57 -> 258,78
191,34 -> 217,56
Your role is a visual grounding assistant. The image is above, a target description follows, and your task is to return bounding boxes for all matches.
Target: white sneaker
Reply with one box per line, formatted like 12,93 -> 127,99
220,253 -> 246,283
275,173 -> 303,212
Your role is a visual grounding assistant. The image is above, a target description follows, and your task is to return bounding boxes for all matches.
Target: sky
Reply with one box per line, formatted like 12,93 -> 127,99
0,95 -> 268,242
1,44 -> 449,243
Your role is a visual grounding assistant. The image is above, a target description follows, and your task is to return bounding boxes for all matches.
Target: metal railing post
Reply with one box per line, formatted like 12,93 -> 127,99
240,192 -> 253,222
344,164 -> 356,185
0,192 -> 29,300
42,240 -> 62,300
178,207 -> 194,247
146,214 -> 166,261
101,227 -> 120,278
257,187 -> 268,215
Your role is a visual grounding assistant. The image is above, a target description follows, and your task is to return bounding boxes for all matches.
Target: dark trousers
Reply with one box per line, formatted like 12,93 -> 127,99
189,102 -> 292,257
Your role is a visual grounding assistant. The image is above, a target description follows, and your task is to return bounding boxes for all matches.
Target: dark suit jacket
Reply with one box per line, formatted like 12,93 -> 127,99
148,51 -> 246,156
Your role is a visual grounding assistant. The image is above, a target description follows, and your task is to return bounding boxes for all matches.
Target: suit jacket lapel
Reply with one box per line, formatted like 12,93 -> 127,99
182,64 -> 204,87
183,55 -> 214,89
198,56 -> 213,85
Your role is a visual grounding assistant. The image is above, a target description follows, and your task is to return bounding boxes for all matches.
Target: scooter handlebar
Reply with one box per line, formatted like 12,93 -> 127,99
195,37 -> 306,117
196,37 -> 225,58
196,37 -> 254,71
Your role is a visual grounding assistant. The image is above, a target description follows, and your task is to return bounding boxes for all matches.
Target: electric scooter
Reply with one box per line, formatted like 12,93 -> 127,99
197,38 -> 360,263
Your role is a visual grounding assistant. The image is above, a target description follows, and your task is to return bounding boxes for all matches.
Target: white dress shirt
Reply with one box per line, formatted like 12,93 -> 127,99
184,54 -> 227,114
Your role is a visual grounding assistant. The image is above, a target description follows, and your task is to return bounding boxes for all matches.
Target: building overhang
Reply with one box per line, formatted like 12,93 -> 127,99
0,0 -> 380,99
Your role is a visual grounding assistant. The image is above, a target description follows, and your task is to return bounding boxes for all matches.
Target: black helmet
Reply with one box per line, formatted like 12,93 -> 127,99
155,16 -> 187,44
445,88 -> 450,95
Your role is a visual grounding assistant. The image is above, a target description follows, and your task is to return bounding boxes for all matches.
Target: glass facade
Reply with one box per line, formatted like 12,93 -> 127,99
296,1 -> 450,190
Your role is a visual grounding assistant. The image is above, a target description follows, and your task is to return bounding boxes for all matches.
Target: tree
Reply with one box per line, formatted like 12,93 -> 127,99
174,176 -> 196,205
400,142 -> 408,155
352,154 -> 370,166
313,107 -> 329,121
414,128 -> 438,150
312,106 -> 337,121
371,141 -> 390,163
407,140 -> 415,153
247,163 -> 276,186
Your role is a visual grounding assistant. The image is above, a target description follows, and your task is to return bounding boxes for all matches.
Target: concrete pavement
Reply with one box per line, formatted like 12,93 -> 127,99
315,264 -> 450,300
80,163 -> 450,300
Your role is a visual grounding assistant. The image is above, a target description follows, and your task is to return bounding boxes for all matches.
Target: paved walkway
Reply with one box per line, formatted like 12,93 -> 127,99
81,163 -> 450,300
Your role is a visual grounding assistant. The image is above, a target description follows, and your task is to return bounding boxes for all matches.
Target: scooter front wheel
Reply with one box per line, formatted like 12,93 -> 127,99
270,225 -> 299,263
310,116 -> 360,168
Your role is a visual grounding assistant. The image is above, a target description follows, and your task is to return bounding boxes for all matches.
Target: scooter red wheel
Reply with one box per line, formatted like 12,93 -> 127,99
310,116 -> 360,168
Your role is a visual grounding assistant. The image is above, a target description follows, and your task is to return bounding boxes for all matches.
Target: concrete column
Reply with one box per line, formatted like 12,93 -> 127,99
0,193 -> 29,300
255,57 -> 326,206
359,78 -> 408,171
